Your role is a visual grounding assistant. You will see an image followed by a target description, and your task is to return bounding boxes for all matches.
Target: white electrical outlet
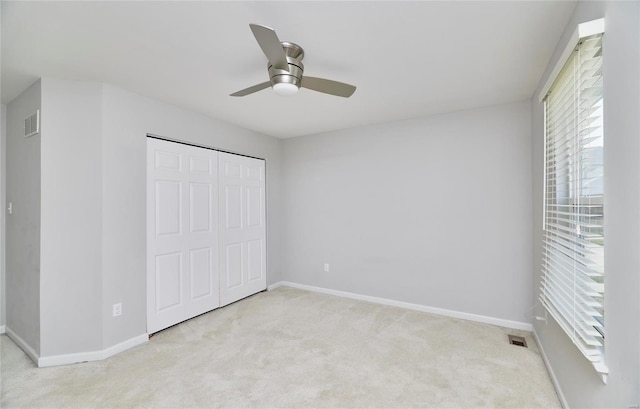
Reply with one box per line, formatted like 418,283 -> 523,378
324,263 -> 330,272
112,303 -> 122,317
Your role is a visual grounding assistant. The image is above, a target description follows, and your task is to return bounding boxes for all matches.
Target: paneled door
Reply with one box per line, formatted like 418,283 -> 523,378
218,152 -> 267,306
147,138 -> 219,333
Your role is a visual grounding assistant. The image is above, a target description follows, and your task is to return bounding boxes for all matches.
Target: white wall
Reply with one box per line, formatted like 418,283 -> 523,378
6,80 -> 41,353
0,0 -> 3,334
40,79 -> 103,356
100,84 -> 283,348
4,78 -> 282,360
1,103 -> 6,330
282,101 -> 533,325
532,2 -> 640,407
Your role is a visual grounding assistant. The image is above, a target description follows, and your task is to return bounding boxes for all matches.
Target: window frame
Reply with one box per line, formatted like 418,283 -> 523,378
539,18 -> 607,383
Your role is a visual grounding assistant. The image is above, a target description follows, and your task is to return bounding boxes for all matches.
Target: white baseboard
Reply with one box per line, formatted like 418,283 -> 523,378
269,281 -> 533,332
267,281 -> 286,291
0,325 -> 6,334
5,326 -> 40,365
37,333 -> 149,368
533,328 -> 568,409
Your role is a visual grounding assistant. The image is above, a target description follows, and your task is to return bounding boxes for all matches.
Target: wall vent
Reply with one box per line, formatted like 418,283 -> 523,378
508,335 -> 528,348
24,109 -> 40,138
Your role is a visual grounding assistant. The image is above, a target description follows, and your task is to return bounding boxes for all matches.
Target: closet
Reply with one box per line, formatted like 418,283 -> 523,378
146,137 -> 266,333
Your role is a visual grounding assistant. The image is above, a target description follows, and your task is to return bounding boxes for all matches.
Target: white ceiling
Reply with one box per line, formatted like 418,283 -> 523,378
2,1 -> 576,138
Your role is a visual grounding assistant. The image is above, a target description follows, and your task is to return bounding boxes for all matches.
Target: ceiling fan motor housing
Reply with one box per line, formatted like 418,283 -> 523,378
268,42 -> 304,88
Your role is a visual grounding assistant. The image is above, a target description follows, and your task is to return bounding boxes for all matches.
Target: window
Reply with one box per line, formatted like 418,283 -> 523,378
540,25 -> 606,379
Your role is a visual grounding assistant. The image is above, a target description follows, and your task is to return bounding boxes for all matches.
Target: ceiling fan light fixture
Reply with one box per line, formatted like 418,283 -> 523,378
230,24 -> 356,98
272,82 -> 299,96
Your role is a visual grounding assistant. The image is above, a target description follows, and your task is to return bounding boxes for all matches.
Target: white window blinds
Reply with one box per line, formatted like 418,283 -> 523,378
540,32 -> 606,377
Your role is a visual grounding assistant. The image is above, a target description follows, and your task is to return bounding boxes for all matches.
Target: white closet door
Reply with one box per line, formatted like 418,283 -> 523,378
219,152 -> 267,306
147,138 -> 219,333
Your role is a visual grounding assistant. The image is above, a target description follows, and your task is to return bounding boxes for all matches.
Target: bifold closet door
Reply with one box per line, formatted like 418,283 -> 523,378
218,152 -> 267,306
147,138 -> 220,334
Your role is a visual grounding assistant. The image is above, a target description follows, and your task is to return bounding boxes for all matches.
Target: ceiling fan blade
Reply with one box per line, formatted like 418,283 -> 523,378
249,24 -> 289,72
230,81 -> 271,97
301,77 -> 357,98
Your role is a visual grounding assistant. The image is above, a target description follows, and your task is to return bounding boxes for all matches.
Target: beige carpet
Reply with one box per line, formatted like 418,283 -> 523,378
1,287 -> 560,408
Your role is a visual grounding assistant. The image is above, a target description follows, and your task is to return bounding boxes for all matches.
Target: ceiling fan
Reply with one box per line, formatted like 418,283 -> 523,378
230,24 -> 357,98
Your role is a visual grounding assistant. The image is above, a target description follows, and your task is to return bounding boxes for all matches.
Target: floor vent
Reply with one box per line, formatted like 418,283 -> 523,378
508,335 -> 528,348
